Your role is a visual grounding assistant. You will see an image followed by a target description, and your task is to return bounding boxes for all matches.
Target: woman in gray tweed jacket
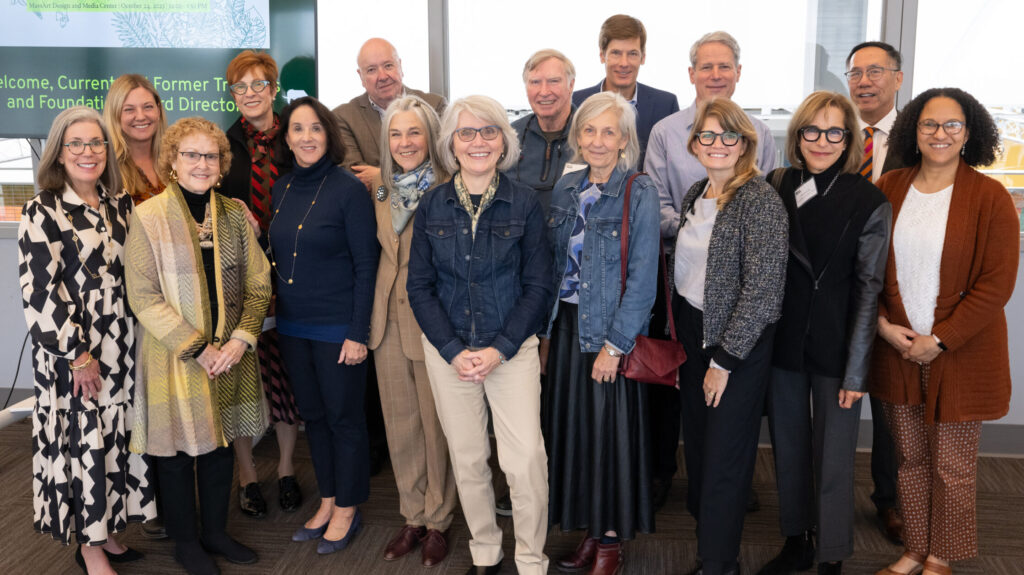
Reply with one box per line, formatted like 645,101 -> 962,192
671,98 -> 788,575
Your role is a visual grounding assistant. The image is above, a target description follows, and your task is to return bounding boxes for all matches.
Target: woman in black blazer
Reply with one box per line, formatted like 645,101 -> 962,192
760,91 -> 891,575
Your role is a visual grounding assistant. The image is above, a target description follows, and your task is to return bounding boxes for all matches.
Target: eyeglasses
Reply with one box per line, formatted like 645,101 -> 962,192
844,66 -> 900,83
63,140 -> 107,155
917,120 -> 965,136
696,130 -> 741,146
455,125 -> 501,142
228,80 -> 272,95
178,151 -> 221,164
798,126 -> 849,144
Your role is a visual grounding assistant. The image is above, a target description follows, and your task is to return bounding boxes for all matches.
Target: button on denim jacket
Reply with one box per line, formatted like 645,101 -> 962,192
407,173 -> 553,363
544,166 -> 660,354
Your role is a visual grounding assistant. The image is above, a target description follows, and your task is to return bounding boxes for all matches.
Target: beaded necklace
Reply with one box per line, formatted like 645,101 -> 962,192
266,173 -> 329,285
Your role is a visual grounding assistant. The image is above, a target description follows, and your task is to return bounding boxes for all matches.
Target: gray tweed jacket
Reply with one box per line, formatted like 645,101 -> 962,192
677,176 -> 789,370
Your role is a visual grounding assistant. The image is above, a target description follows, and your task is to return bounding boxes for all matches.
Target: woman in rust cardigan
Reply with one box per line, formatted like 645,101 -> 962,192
871,87 -> 1018,575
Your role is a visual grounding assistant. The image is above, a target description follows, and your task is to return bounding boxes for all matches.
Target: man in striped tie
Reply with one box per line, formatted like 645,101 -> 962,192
845,40 -> 906,546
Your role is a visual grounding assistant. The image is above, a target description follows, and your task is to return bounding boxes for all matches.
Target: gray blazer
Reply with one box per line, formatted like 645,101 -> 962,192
677,176 -> 789,370
331,87 -> 446,171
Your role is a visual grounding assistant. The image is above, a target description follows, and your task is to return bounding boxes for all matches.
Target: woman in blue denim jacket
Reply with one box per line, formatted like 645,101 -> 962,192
407,95 -> 553,575
543,92 -> 660,575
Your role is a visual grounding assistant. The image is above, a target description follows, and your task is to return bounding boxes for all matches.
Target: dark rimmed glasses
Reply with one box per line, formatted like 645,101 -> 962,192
455,125 -> 501,142
63,140 -> 107,155
696,130 -> 741,146
228,80 -> 272,95
917,120 -> 965,136
798,127 -> 850,144
179,151 -> 221,164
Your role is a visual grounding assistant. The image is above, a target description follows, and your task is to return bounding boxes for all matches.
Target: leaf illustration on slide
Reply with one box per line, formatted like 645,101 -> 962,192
111,0 -> 267,48
15,0 -> 70,27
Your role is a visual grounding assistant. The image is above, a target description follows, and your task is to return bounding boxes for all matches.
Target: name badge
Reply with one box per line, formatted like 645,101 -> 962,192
562,162 -> 588,176
794,177 -> 818,208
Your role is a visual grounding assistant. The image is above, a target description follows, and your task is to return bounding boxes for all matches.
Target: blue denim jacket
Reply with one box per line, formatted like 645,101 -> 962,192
407,173 -> 553,363
545,166 -> 660,354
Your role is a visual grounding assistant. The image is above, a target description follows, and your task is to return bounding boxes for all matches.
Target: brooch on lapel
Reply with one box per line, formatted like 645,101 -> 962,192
375,185 -> 388,202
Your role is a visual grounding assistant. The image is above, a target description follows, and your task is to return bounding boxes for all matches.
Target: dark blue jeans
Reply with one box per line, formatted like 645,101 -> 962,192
278,334 -> 369,507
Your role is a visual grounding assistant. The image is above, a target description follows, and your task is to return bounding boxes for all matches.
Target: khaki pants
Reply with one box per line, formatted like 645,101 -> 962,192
422,335 -> 549,574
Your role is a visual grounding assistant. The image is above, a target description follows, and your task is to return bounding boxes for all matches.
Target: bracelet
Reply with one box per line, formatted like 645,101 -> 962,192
70,355 -> 93,372
603,345 -> 621,358
932,334 -> 948,352
497,353 -> 506,365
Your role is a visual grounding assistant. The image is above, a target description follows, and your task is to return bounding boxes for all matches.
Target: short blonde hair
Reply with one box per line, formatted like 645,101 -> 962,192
521,49 -> 575,85
436,95 -> 519,175
687,98 -> 759,208
158,117 -> 232,185
568,91 -> 640,172
37,106 -> 120,195
380,95 -> 450,190
785,91 -> 863,174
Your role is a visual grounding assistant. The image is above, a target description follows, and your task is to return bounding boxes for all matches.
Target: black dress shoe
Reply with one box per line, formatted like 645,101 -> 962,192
239,482 -> 267,517
201,533 -> 258,565
465,560 -> 502,575
818,561 -> 842,574
278,475 -> 302,512
756,531 -> 815,575
175,540 -> 220,575
105,546 -> 144,563
141,517 -> 168,539
495,492 -> 513,517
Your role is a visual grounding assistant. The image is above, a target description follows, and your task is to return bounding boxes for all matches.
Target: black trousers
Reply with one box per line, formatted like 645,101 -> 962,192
870,394 -> 899,512
647,252 -> 682,482
675,295 -> 774,570
279,333 -> 370,507
157,446 -> 234,543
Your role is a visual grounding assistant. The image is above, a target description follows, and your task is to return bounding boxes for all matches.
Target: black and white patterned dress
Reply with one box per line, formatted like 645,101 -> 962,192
18,185 -> 156,545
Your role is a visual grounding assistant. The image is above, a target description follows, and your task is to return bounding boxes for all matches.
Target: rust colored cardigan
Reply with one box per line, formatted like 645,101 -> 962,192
869,160 -> 1019,423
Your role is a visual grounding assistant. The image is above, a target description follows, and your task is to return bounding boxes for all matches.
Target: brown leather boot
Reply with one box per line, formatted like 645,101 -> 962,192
587,542 -> 623,575
556,536 -> 599,572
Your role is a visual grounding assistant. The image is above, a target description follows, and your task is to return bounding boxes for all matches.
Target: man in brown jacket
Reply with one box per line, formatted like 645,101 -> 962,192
332,38 -> 446,191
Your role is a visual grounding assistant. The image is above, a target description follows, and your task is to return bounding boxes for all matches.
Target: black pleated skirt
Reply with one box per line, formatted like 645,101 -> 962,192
543,302 -> 655,539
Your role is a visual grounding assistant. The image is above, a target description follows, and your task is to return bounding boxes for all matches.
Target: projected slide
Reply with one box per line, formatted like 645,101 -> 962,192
4,1 -> 270,48
0,0 -> 314,138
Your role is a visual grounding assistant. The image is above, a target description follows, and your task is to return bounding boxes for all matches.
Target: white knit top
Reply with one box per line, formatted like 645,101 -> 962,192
675,184 -> 718,311
893,184 -> 953,334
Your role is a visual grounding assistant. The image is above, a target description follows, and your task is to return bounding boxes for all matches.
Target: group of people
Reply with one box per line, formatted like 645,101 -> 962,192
18,12 -> 1017,575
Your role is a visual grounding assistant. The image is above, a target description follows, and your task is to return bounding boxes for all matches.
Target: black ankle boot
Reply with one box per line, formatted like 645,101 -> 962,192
755,530 -> 815,575
174,540 -> 219,575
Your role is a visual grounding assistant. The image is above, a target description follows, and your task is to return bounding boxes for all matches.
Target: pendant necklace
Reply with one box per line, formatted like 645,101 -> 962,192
267,174 -> 329,285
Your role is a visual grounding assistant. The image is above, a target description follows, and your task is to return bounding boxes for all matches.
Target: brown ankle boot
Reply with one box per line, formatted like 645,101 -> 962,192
587,542 -> 623,575
556,536 -> 599,572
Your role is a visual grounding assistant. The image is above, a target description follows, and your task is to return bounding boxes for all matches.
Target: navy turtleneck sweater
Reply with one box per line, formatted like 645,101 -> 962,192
268,155 -> 379,343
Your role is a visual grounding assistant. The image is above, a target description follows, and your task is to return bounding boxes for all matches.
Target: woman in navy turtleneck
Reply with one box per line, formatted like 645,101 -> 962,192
268,96 -> 379,555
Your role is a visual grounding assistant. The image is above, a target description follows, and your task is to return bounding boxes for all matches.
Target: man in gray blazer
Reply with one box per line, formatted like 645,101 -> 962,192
332,38 -> 446,191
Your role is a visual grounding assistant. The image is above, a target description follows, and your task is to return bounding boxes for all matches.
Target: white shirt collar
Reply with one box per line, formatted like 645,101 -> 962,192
859,105 -> 898,135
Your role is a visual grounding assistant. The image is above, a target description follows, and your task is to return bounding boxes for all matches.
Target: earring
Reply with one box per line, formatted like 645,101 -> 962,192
214,175 -> 223,189
619,150 -> 626,159
169,168 -> 178,183
961,141 -> 967,156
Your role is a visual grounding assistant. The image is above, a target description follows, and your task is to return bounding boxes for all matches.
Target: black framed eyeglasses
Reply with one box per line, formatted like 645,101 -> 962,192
455,125 -> 501,142
696,130 -> 741,146
228,80 -> 272,95
63,140 -> 107,155
917,120 -> 965,136
179,151 -> 221,164
844,66 -> 900,83
798,127 -> 849,144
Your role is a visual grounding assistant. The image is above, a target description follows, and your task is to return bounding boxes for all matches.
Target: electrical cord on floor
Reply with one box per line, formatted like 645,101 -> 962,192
2,332 -> 31,410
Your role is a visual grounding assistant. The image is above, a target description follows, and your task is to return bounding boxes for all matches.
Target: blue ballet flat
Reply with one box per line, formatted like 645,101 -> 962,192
316,509 -> 362,555
292,520 -> 329,542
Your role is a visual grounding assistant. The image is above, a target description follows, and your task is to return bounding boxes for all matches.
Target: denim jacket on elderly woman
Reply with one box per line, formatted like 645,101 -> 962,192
544,166 -> 660,354
407,173 -> 553,364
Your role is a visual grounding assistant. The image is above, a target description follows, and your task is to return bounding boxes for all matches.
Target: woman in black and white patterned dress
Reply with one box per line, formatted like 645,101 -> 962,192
18,106 -> 155,574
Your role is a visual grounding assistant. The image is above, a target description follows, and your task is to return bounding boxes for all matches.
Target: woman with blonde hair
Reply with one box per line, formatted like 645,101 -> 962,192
19,106 -> 156,574
103,74 -> 167,203
673,98 -> 788,575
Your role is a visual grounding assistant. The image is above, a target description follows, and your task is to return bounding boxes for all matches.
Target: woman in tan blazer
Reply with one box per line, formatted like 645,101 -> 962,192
871,88 -> 1018,575
368,95 -> 458,567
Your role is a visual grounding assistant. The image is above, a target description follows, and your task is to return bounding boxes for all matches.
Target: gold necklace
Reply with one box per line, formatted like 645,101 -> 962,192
266,174 -> 329,285
59,196 -> 114,281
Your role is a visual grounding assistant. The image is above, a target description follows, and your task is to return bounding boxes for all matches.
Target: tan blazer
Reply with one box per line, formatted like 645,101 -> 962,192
332,87 -> 446,171
368,175 -> 426,361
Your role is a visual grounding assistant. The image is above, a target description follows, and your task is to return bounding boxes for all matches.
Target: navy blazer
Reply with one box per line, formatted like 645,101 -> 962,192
572,81 -> 680,166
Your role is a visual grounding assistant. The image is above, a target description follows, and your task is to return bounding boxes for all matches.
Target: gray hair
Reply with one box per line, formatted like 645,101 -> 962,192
379,95 -> 449,191
689,31 -> 741,67
436,95 -> 520,175
37,106 -> 121,195
568,91 -> 640,172
521,49 -> 576,85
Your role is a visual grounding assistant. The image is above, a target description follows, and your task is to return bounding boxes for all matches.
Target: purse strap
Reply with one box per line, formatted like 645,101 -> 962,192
618,173 -> 680,343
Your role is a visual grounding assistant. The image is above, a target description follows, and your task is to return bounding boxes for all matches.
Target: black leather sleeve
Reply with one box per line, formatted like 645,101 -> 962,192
842,202 -> 893,391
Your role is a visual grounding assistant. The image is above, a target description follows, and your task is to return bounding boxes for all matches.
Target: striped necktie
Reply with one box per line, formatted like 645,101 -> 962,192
860,127 -> 875,181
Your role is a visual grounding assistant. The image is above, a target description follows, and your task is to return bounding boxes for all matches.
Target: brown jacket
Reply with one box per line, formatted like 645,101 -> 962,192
869,160 -> 1019,423
367,175 -> 426,361
331,88 -> 446,171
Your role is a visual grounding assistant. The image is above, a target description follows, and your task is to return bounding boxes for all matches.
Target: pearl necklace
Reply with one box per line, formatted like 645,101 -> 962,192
266,173 -> 329,285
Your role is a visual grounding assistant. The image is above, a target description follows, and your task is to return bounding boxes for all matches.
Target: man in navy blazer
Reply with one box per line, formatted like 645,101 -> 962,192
572,14 -> 679,168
